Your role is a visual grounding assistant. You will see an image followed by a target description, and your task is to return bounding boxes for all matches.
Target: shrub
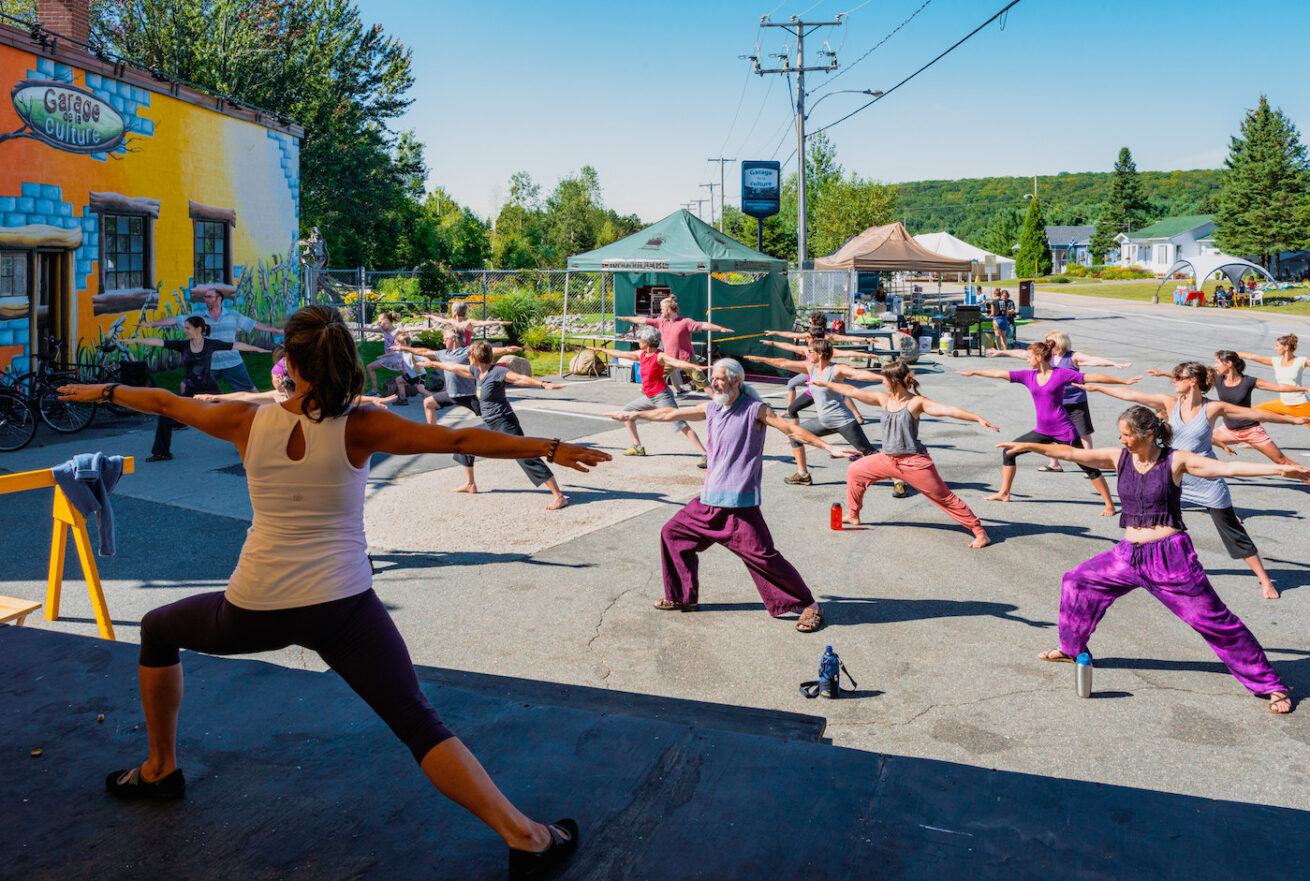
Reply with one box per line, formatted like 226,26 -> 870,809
1064,263 -> 1090,277
1050,276 -> 1072,284
519,324 -> 558,352
489,289 -> 545,345
1096,265 -> 1154,280
413,330 -> 446,349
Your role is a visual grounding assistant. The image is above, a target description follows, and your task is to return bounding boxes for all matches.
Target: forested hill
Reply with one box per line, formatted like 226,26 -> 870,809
895,169 -> 1223,247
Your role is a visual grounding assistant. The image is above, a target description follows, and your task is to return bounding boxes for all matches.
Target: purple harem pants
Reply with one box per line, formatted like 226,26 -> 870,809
660,498 -> 816,616
1059,532 -> 1285,695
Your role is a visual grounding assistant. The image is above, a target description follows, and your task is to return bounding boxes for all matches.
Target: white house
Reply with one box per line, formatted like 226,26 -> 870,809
1114,215 -> 1216,276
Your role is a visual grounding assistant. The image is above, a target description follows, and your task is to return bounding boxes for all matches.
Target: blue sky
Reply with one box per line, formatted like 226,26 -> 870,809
359,0 -> 1309,224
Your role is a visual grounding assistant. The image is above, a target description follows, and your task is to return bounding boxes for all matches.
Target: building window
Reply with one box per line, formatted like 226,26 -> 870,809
1,251 -> 26,296
102,214 -> 150,290
194,220 -> 230,285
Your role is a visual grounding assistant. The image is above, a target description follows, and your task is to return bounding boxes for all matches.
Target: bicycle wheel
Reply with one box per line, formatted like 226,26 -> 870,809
0,388 -> 37,451
37,376 -> 96,432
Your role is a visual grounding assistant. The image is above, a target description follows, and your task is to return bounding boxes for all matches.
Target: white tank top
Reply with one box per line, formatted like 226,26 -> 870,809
225,404 -> 372,610
1273,356 -> 1307,405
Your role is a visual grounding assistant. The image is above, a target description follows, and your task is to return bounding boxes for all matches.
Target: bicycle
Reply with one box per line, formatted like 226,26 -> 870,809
79,326 -> 154,417
0,386 -> 37,451
0,338 -> 98,433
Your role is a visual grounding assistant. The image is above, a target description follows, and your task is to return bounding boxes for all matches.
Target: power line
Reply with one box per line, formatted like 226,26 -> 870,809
825,0 -> 934,88
813,0 -> 1023,137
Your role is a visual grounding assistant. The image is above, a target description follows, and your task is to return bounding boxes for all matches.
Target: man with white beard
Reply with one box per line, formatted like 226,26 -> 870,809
611,358 -> 855,633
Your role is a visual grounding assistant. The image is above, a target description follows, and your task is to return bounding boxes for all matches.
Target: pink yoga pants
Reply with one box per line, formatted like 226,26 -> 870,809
846,452 -> 985,536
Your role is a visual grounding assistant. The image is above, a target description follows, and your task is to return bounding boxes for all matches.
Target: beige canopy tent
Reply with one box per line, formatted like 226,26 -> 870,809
814,222 -> 974,273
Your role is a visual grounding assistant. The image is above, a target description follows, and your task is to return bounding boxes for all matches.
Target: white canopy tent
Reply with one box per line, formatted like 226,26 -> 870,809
1155,253 -> 1274,297
912,231 -> 1015,280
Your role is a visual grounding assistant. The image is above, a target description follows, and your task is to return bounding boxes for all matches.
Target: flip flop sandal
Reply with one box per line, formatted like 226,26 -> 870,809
1038,650 -> 1075,663
796,606 -> 825,633
105,766 -> 186,801
508,818 -> 579,880
1037,466 -> 1063,473
653,599 -> 699,612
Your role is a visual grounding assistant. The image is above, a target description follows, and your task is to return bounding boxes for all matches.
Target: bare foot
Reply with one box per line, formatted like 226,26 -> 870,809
546,495 -> 569,510
451,483 -> 478,494
1100,506 -> 1116,517
1268,691 -> 1292,714
842,515 -> 861,527
1261,582 -> 1280,600
968,532 -> 991,549
1038,649 -> 1075,662
984,492 -> 1010,502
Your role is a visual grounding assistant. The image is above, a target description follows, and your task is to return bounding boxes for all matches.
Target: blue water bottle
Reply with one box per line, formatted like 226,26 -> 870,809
1075,652 -> 1093,698
819,646 -> 840,699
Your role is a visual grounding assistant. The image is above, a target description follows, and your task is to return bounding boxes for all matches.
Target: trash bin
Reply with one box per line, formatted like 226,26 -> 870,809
1018,279 -> 1034,319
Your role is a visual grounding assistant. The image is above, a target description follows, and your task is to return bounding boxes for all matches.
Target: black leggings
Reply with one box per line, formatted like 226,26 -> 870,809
790,418 -> 876,453
786,393 -> 814,420
483,409 -> 553,486
1205,505 -> 1259,559
1002,430 -> 1102,477
428,394 -> 482,467
139,589 -> 454,763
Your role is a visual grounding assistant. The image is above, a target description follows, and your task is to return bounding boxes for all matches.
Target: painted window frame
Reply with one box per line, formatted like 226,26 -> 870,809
89,192 -> 161,296
189,200 -> 237,287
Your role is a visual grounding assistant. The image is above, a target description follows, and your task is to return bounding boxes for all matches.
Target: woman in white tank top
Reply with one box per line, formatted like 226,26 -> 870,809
58,305 -> 609,876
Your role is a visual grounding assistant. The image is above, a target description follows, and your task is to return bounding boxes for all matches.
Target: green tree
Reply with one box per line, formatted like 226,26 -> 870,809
1213,96 -> 1310,274
976,210 -> 1021,258
92,0 -> 420,267
1015,195 -> 1052,278
1090,147 -> 1153,264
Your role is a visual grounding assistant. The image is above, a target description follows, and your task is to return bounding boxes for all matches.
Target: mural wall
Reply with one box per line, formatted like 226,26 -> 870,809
0,34 -> 300,376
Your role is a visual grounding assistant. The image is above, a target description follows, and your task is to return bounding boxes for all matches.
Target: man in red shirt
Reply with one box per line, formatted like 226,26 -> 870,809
616,295 -> 732,395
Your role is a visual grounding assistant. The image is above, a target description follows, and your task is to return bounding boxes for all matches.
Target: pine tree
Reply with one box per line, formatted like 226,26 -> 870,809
1213,96 -> 1310,273
1015,195 -> 1052,278
1090,147 -> 1152,264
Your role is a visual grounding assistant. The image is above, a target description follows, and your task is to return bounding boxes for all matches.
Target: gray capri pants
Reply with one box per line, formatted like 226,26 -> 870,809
622,388 -> 690,432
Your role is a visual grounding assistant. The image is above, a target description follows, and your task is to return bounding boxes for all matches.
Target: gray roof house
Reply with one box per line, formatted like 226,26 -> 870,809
1044,225 -> 1097,272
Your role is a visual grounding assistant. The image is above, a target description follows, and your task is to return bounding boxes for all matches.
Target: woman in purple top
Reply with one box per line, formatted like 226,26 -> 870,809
961,340 -> 1139,515
999,405 -> 1307,715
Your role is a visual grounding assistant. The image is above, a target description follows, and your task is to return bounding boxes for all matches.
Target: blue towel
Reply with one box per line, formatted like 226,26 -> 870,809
51,453 -> 125,556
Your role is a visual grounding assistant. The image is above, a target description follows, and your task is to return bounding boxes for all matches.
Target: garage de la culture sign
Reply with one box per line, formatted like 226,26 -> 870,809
7,79 -> 126,154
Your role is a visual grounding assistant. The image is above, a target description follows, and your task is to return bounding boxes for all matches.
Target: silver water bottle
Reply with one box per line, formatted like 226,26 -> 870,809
1075,652 -> 1092,698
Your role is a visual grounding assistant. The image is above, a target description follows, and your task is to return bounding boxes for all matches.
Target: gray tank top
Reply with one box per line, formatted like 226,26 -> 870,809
881,401 -> 926,455
809,365 -> 855,428
1168,398 -> 1231,508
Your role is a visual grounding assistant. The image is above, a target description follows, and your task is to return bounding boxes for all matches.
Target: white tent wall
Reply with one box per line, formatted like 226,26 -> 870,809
913,231 -> 1016,280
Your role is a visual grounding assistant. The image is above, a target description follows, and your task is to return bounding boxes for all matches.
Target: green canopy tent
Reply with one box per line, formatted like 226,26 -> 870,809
563,209 -> 792,375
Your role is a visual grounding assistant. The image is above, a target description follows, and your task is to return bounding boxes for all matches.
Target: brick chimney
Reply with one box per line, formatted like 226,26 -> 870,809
36,0 -> 91,45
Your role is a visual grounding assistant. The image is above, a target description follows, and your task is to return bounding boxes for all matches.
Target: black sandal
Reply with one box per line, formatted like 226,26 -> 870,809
105,766 -> 186,801
508,818 -> 578,880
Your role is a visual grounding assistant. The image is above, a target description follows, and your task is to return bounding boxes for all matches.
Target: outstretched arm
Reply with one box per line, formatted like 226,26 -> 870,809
234,342 -> 268,353
195,390 -> 280,403
504,371 -> 563,390
1078,384 -> 1173,411
614,315 -> 653,327
491,345 -> 523,356
251,320 -> 282,335
609,403 -> 709,424
1071,352 -> 1132,369
1175,449 -> 1310,482
744,355 -> 808,374
766,330 -> 807,340
1082,372 -> 1141,385
1212,401 -> 1310,427
416,359 -> 474,379
1236,351 -> 1274,367
762,339 -> 808,355
995,441 -> 1119,471
1253,379 -> 1310,394
659,352 -> 702,373
811,380 -> 887,408
125,337 -> 167,347
693,321 -> 733,333
586,346 -> 639,362
59,384 -> 259,451
761,407 -> 857,457
830,364 -> 883,383
919,398 -> 999,432
985,348 -> 1028,359
346,407 -> 611,473
394,344 -> 439,357
957,369 -> 1012,380
469,319 -> 512,328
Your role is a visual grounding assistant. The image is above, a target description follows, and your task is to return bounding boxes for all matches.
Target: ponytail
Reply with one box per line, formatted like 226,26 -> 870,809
1277,333 -> 1298,354
882,361 -> 921,396
282,305 -> 364,421
1215,349 -> 1246,376
1027,340 -> 1055,362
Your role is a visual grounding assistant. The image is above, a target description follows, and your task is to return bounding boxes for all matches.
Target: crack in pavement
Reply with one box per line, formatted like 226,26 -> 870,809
880,687 -> 1055,727
587,573 -> 649,688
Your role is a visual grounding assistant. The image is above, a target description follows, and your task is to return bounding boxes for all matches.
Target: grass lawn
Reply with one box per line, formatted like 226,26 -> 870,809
1035,279 -> 1310,316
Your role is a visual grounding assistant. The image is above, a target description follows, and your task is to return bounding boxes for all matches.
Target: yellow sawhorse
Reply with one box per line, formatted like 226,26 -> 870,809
0,457 -> 134,640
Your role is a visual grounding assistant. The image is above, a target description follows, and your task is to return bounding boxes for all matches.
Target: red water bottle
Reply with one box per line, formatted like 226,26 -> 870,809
830,502 -> 843,530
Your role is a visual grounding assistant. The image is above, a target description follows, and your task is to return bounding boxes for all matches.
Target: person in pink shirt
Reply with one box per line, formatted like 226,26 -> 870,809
616,295 -> 732,395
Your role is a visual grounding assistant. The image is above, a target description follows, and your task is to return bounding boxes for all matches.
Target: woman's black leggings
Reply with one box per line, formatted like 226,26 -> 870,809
790,418 -> 876,453
1002,430 -> 1102,478
139,589 -> 454,763
483,409 -> 553,486
1205,505 -> 1259,559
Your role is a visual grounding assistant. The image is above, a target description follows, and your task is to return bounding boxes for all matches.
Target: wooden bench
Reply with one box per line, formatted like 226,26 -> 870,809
0,596 -> 42,626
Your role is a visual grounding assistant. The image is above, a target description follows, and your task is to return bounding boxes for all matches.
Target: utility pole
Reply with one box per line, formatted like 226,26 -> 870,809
706,157 -> 735,231
687,198 -> 709,221
699,183 -> 718,227
752,14 -> 842,268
